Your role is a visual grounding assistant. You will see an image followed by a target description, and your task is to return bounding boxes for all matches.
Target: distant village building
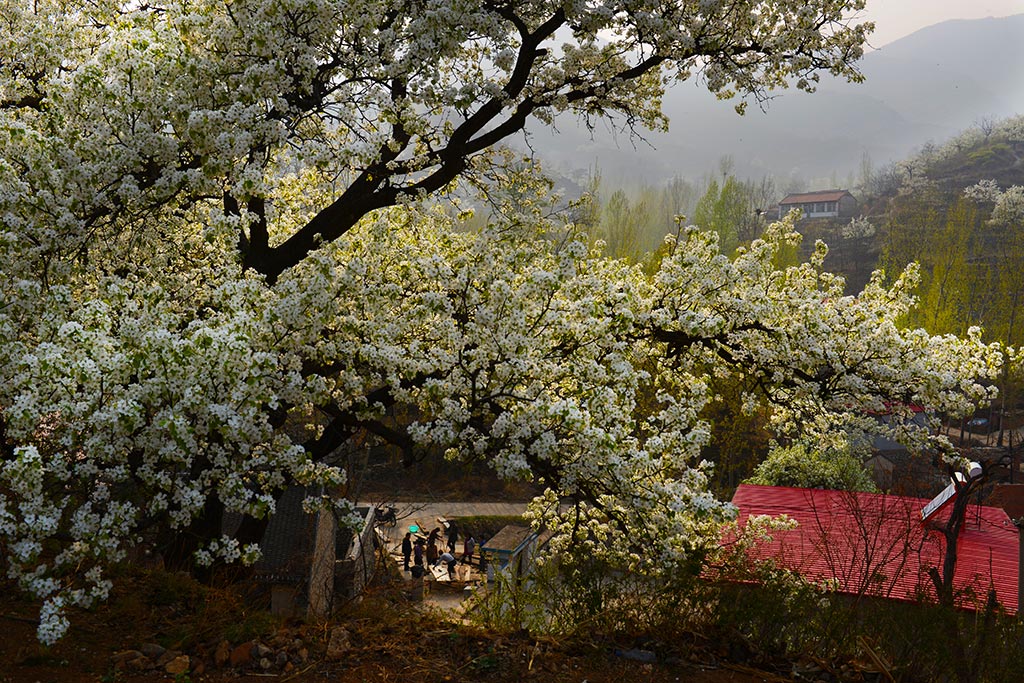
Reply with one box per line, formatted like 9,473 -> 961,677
778,190 -> 857,220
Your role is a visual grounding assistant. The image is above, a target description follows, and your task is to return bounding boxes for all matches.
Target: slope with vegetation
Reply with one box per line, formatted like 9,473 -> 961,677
871,117 -> 1024,423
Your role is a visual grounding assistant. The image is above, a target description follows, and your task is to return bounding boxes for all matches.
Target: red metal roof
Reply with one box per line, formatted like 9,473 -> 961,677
779,190 -> 852,204
731,484 -> 1019,613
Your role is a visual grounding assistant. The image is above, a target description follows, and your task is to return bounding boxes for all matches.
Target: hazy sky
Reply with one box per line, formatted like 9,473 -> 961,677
863,0 -> 1024,47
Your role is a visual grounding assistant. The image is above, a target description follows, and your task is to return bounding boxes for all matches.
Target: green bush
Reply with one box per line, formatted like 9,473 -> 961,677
746,441 -> 878,492
466,536 -> 1024,683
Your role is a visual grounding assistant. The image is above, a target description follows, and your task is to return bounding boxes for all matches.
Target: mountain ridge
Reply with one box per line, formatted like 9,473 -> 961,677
527,14 -> 1024,185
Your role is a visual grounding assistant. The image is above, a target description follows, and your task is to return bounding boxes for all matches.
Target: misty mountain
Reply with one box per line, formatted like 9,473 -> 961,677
526,14 -> 1024,186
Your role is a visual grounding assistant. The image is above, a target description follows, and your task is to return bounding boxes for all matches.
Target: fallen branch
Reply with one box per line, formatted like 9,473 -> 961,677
857,635 -> 895,683
722,663 -> 793,683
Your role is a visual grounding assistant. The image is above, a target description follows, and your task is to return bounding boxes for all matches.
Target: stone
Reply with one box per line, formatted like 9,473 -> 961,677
229,642 -> 255,668
140,643 -> 166,660
165,655 -> 190,676
213,640 -> 231,667
111,650 -> 143,664
276,651 -> 289,668
326,627 -> 351,661
127,655 -> 151,672
259,657 -> 273,670
297,647 -> 309,664
111,650 -> 144,671
155,650 -> 180,667
256,642 -> 273,659
191,660 -> 205,676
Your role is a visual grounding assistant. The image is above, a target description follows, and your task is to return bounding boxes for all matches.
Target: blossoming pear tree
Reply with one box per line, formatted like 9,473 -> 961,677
0,0 -> 1005,643
1,0 -> 873,282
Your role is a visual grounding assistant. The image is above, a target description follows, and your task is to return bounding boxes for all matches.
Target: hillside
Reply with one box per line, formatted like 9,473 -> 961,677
787,116 -> 1024,294
916,136 -> 1024,195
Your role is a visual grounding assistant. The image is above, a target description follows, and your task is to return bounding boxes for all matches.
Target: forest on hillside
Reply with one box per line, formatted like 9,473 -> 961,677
577,115 -> 1024,489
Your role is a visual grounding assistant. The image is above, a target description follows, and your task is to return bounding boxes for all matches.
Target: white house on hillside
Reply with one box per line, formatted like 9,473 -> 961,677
778,190 -> 857,219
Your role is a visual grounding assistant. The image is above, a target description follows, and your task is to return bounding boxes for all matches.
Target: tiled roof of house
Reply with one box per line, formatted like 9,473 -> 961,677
253,486 -> 317,583
481,525 -> 533,554
779,190 -> 853,204
480,524 -> 553,556
731,484 -> 1019,613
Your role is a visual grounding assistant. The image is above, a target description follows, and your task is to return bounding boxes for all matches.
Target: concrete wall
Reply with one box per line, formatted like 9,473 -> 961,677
334,507 -> 378,602
306,505 -> 378,617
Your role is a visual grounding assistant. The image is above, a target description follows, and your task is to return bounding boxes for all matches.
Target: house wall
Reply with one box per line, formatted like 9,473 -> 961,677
786,201 -> 837,218
838,194 -> 858,217
778,194 -> 858,220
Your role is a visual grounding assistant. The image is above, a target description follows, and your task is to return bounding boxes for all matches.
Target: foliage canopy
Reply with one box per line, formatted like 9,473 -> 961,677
0,0 -> 1005,644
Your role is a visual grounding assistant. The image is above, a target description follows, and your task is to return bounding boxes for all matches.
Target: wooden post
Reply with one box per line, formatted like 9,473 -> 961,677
308,509 -> 337,619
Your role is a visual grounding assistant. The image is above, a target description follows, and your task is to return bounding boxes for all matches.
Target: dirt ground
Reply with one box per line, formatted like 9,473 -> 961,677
0,462 -> 838,683
0,572 -> 795,683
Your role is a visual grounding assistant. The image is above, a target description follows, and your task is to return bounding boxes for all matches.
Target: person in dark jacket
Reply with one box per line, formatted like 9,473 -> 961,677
413,538 -> 425,567
446,521 -> 459,553
401,532 -> 413,572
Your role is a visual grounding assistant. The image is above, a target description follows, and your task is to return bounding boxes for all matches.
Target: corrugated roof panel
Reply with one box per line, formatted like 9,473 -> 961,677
732,484 -> 1018,613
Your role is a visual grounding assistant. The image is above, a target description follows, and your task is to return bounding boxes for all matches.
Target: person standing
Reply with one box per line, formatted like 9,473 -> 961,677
401,532 -> 413,572
461,535 -> 476,565
446,521 -> 458,553
413,538 -> 425,568
427,538 -> 439,567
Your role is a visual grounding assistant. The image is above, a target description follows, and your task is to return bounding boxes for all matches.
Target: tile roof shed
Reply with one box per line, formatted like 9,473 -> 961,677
779,190 -> 854,205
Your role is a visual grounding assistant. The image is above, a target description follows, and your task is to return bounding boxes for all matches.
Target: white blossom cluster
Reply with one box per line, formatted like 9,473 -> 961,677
965,180 -> 1024,228
0,0 -> 1002,644
0,0 -> 872,277
0,184 -> 1003,642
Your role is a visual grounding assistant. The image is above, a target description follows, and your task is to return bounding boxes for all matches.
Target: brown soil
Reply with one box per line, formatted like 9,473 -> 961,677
0,572 -> 786,683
